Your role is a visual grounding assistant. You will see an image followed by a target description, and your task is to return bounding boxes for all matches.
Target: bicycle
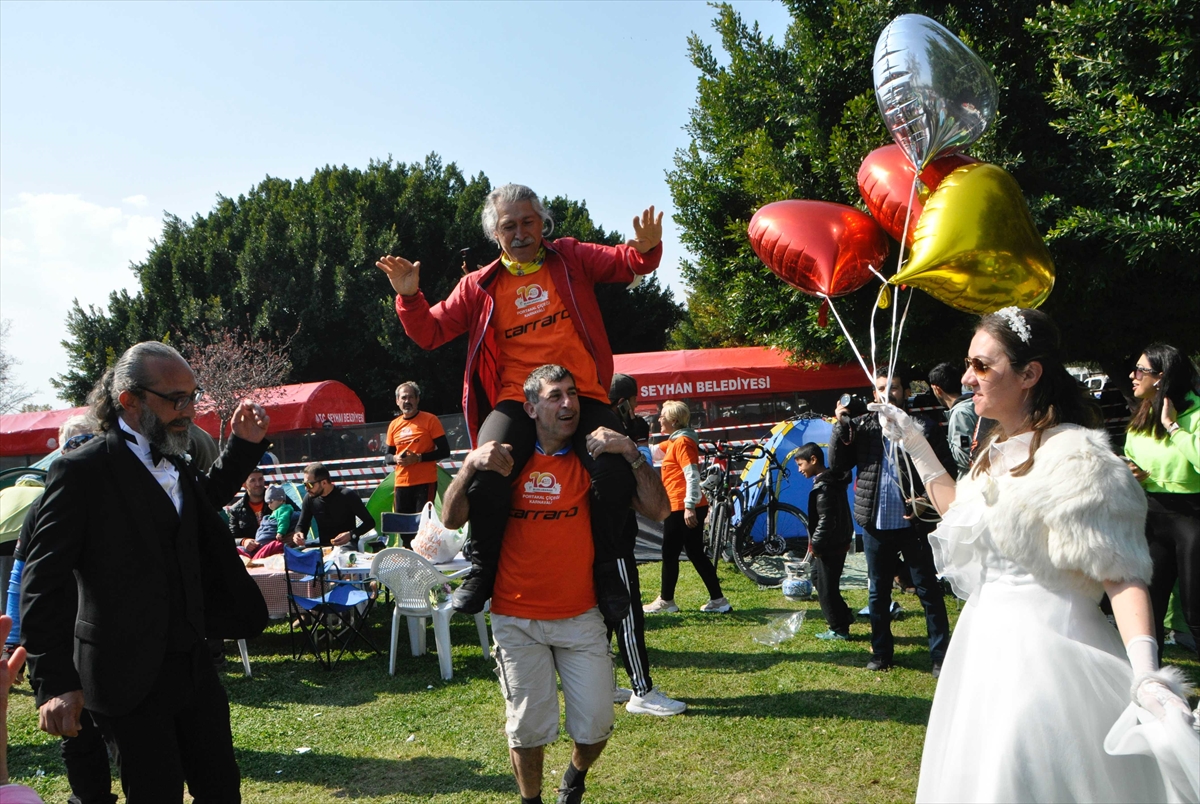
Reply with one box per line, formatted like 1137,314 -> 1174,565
701,442 -> 809,587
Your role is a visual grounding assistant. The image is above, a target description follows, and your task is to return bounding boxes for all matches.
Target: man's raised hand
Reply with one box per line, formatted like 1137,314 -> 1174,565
231,400 -> 270,443
627,206 -> 664,254
376,255 -> 421,297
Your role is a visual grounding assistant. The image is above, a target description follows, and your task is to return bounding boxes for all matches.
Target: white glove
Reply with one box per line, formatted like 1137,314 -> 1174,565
1127,635 -> 1195,727
868,403 -> 947,486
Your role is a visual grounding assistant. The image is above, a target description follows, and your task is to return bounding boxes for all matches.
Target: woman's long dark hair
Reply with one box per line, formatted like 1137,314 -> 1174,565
971,308 -> 1101,478
1128,343 -> 1200,440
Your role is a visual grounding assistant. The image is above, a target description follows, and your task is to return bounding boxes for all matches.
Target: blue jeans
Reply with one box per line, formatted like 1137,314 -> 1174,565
862,525 -> 950,664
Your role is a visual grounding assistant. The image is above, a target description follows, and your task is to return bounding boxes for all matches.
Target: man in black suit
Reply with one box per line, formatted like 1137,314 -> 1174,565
20,341 -> 270,803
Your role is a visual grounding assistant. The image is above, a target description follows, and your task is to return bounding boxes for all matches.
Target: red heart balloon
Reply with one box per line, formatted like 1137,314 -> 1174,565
857,144 -> 978,244
747,200 -> 889,298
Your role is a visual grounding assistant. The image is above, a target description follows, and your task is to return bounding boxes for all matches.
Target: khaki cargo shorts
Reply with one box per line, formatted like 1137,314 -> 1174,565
491,607 -> 614,748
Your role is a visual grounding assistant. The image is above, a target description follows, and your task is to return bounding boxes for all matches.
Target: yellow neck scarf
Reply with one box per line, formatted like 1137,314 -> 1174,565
500,246 -> 546,276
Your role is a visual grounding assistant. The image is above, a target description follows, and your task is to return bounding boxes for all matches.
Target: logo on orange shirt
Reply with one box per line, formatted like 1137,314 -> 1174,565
514,284 -> 548,314
523,471 -> 562,499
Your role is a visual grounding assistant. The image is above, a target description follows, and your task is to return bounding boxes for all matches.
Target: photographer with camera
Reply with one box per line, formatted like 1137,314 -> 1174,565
830,367 -> 955,675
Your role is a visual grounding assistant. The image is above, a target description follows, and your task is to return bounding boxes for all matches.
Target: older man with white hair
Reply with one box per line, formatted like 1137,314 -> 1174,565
377,184 -> 663,625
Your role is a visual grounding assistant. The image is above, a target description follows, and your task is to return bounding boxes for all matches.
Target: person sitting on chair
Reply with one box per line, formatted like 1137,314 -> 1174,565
292,463 -> 376,550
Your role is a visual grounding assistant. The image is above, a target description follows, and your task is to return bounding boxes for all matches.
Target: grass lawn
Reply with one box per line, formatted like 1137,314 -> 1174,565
8,560 -> 1199,803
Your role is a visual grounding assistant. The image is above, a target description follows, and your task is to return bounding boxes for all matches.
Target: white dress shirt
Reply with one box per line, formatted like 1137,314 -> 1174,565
118,418 -> 183,515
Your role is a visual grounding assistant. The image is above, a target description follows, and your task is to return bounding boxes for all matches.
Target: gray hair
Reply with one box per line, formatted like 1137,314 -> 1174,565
58,413 -> 97,444
523,364 -> 574,404
395,381 -> 421,399
87,341 -> 186,430
482,184 -> 554,244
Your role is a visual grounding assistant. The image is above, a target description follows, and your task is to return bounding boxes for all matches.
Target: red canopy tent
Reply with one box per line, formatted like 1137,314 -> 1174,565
0,381 -> 365,458
612,347 -> 869,402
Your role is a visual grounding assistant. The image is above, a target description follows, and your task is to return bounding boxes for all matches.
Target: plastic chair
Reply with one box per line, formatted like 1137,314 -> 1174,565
284,546 -> 379,669
369,548 -> 490,680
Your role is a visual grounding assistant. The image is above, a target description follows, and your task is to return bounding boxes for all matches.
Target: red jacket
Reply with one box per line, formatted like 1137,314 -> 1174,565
395,237 -> 661,445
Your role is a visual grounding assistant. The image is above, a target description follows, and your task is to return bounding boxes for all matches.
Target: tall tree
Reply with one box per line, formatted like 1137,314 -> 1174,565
54,158 -> 682,420
668,0 -> 1199,374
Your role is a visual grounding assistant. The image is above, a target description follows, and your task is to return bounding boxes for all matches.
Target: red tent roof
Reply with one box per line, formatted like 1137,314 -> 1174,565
612,347 -> 870,402
0,381 -> 365,458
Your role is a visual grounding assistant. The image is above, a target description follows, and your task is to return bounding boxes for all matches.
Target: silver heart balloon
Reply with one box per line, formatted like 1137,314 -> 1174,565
873,14 -> 998,171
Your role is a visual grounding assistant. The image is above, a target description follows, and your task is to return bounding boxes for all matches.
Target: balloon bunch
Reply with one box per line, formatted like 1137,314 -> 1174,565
748,14 -> 1055,385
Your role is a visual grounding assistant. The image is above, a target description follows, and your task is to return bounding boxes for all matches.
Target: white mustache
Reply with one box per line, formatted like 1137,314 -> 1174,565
509,236 -> 536,248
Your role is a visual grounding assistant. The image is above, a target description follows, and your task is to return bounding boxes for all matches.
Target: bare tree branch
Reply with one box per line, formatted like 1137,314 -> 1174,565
181,328 -> 293,447
0,319 -> 36,415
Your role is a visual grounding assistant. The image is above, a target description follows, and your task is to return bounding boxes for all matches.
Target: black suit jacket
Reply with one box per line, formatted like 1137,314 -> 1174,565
20,427 -> 268,716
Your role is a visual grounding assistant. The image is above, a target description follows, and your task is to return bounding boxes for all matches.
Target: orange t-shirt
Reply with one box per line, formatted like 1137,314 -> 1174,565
491,449 -> 595,620
386,410 -> 445,487
660,434 -> 707,512
490,269 -> 607,404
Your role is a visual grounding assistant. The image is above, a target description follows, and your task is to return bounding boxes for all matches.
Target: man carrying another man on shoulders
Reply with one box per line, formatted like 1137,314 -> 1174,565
441,364 -> 669,804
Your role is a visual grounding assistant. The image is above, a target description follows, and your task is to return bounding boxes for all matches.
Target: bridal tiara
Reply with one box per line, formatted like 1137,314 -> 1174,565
995,306 -> 1031,344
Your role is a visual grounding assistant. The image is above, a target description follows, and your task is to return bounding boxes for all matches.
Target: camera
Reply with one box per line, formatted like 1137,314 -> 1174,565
837,393 -> 868,419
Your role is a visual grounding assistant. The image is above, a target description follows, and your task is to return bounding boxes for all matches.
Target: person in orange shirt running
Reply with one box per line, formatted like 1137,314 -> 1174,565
644,400 -> 730,614
442,364 -> 669,804
387,382 -> 450,527
376,184 -> 664,625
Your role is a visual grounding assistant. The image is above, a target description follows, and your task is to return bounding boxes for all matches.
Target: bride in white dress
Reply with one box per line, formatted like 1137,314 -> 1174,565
871,308 -> 1198,803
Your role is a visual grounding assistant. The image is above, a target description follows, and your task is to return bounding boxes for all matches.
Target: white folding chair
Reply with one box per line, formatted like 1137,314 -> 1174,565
369,547 -> 489,680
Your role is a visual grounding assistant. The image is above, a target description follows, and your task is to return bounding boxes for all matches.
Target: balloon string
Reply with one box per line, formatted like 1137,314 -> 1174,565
817,292 -> 875,389
885,173 -> 922,399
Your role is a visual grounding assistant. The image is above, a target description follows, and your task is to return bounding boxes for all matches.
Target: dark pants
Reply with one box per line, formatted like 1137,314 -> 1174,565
611,554 -> 653,695
64,709 -> 117,804
862,525 -> 949,664
660,507 -> 723,601
1145,492 -> 1200,655
812,549 -> 853,635
465,397 -> 633,568
92,649 -> 240,804
393,482 -> 434,515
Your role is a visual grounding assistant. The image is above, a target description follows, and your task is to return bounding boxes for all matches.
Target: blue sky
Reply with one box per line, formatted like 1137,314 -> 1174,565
0,0 -> 793,408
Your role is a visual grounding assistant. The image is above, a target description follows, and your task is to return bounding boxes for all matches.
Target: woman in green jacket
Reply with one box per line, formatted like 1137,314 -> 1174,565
1124,342 -> 1200,655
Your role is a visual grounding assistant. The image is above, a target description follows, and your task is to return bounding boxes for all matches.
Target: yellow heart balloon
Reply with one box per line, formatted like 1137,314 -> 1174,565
891,163 -> 1054,314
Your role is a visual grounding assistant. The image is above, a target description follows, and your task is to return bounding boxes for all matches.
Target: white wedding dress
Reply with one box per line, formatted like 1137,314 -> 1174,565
917,427 -> 1199,803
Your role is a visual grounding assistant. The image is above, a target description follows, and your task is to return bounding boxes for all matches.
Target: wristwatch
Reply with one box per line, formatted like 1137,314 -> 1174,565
1166,422 -> 1181,435
629,454 -> 647,470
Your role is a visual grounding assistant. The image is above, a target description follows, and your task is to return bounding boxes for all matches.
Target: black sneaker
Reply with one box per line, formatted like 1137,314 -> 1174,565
556,784 -> 584,804
866,656 -> 893,672
450,567 -> 494,614
931,662 -> 943,679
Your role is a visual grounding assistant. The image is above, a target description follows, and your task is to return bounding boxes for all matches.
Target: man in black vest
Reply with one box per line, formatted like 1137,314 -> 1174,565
20,341 -> 270,803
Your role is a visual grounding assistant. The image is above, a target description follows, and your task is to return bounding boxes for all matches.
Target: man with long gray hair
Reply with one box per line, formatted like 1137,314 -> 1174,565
20,341 -> 270,802
377,184 -> 663,624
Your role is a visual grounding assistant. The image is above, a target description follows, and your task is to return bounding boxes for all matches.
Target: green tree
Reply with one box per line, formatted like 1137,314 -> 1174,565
668,0 -> 1198,375
55,158 -> 681,419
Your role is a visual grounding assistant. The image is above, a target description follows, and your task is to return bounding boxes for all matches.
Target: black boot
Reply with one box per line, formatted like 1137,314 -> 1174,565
593,559 -> 630,626
451,537 -> 497,614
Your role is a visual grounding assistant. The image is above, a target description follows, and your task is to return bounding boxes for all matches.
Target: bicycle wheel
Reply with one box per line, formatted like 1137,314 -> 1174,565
731,502 -> 808,587
705,501 -> 731,563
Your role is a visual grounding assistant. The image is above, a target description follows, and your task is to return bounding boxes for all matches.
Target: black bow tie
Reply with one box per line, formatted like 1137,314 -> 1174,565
122,430 -> 169,467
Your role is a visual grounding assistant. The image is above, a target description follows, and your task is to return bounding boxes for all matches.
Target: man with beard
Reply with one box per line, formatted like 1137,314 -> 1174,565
387,381 -> 450,526
20,341 -> 270,803
228,468 -> 268,551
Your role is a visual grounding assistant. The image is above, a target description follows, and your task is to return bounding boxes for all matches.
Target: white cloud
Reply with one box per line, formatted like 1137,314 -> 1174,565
0,193 -> 160,408
122,194 -> 148,208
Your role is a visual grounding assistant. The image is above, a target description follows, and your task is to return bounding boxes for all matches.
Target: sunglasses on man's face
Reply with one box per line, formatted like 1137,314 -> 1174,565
1133,365 -> 1160,379
304,479 -> 323,489
139,385 -> 204,411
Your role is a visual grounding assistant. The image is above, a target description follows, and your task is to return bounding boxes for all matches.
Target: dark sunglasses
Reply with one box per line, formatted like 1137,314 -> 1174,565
964,357 -> 993,375
1133,364 -> 1160,379
303,479 -> 323,489
62,433 -> 96,452
139,386 -> 204,411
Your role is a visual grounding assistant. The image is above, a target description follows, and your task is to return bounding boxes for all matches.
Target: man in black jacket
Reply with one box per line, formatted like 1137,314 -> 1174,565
291,462 -> 376,549
795,442 -> 854,641
20,341 -> 270,803
228,468 -> 267,551
830,368 -> 954,676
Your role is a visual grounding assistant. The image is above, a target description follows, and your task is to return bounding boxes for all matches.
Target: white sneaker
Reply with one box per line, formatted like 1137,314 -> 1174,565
613,687 -> 633,704
626,686 -> 687,716
700,596 -> 732,613
643,597 -> 680,614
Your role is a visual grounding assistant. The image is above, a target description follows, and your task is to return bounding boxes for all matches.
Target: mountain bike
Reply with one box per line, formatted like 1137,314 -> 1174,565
701,442 -> 808,586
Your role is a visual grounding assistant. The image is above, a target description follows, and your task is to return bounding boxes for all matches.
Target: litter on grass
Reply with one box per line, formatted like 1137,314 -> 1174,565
750,611 -> 806,648
295,747 -> 312,754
